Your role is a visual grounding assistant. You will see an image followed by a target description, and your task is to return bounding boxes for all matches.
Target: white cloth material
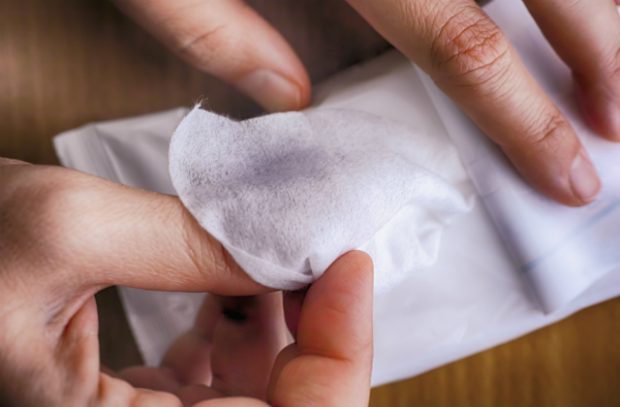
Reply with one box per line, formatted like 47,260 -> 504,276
169,107 -> 470,291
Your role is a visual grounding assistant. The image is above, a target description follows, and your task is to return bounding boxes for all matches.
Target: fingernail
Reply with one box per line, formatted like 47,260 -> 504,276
237,69 -> 302,112
570,150 -> 601,203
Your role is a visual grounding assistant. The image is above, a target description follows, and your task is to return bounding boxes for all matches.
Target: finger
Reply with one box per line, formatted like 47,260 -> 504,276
55,297 -> 100,399
123,295 -> 222,405
174,384 -> 226,406
0,157 -> 29,166
160,295 -> 221,385
282,288 -> 307,337
268,251 -> 373,407
120,366 -> 227,405
195,397 -> 268,406
119,366 -> 180,393
524,0 -> 620,140
114,0 -> 310,112
10,165 -> 266,295
346,0 -> 601,206
97,373 -> 183,406
209,293 -> 289,399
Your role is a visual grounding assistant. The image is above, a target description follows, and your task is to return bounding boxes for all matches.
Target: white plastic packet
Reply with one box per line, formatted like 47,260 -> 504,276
53,0 -> 620,386
55,51 -> 620,386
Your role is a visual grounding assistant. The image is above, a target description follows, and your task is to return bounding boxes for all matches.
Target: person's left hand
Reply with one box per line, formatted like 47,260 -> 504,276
0,158 -> 374,406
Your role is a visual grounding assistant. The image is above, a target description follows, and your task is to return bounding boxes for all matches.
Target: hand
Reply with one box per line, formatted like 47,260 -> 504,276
0,158 -> 373,406
115,0 -> 620,206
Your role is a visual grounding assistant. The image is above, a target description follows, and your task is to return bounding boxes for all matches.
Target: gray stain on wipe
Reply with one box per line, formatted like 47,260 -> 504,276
234,145 -> 330,189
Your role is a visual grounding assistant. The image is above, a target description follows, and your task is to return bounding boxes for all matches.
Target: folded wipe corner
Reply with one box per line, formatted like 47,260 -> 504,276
169,106 -> 470,291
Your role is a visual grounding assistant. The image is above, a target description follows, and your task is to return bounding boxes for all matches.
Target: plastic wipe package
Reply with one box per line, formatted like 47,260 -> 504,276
54,0 -> 620,386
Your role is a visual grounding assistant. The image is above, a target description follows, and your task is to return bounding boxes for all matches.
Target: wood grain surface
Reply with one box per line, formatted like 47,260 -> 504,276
1,1 -> 618,406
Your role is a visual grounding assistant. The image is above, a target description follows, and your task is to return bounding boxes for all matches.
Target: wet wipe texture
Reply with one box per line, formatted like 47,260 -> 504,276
169,107 -> 469,291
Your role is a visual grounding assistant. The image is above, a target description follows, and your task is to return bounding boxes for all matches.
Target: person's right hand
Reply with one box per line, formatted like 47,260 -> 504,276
115,0 -> 620,206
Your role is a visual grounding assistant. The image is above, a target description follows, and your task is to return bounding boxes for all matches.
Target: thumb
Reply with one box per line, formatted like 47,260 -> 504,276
268,251 -> 374,407
114,0 -> 311,112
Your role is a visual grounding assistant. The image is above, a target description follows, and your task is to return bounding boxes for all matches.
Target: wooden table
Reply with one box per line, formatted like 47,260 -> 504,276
1,1 -> 618,405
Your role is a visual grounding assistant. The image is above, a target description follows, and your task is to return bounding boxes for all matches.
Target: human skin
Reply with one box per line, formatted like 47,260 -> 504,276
115,0 -> 620,206
0,159 -> 374,406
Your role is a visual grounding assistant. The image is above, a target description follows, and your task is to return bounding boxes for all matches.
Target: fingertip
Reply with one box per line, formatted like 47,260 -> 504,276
268,252 -> 374,407
236,69 -> 311,112
501,109 -> 602,207
577,81 -> 620,142
119,0 -> 311,113
510,146 -> 601,208
569,149 -> 602,205
229,3 -> 312,112
329,250 -> 374,277
295,251 -> 374,361
319,250 -> 374,300
284,255 -> 373,341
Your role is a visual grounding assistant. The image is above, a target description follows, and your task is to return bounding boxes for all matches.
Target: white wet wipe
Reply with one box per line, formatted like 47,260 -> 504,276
169,106 -> 470,291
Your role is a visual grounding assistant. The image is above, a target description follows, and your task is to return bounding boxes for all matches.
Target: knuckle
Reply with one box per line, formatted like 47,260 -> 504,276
180,207 -> 211,275
25,172 -> 82,261
178,26 -> 223,52
429,6 -> 512,91
522,111 -> 571,151
9,167 -> 102,266
180,205 -> 239,285
601,45 -> 620,83
176,25 -> 230,70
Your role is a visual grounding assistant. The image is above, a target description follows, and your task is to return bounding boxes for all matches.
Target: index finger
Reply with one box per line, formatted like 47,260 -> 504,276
346,0 -> 601,206
2,165 -> 265,296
